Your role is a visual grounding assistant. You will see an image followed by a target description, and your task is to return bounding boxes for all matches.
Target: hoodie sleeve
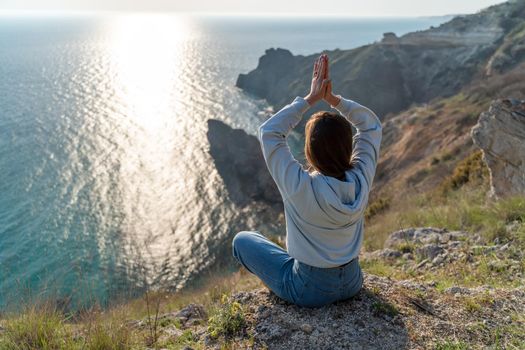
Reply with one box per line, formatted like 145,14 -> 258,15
332,96 -> 382,189
258,96 -> 310,201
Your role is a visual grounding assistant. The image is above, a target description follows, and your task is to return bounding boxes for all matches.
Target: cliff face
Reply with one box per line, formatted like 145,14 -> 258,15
211,1 -> 525,220
207,119 -> 281,208
471,99 -> 525,198
236,1 -> 525,119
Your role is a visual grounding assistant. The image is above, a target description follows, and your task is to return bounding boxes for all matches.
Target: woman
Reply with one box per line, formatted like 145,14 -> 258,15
232,54 -> 382,308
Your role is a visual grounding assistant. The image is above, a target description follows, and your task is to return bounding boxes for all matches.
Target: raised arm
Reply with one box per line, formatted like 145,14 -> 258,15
258,54 -> 330,200
323,72 -> 382,189
258,97 -> 310,200
329,94 -> 382,188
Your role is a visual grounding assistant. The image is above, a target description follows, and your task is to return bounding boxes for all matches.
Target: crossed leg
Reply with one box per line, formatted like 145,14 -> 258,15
232,231 -> 302,304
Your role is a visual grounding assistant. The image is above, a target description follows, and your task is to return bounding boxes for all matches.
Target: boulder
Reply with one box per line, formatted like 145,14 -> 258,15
471,99 -> 525,198
384,227 -> 448,248
416,244 -> 445,260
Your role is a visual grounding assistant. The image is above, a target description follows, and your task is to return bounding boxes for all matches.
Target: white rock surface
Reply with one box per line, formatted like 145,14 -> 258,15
471,99 -> 525,198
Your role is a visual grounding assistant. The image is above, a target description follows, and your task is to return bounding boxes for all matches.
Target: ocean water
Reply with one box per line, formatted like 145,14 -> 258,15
0,14 -> 449,309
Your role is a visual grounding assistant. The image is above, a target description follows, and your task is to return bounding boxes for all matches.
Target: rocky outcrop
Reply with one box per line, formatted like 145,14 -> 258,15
239,276 -> 410,350
235,1 -> 525,201
232,275 -> 524,350
363,226 -> 524,278
471,99 -> 525,198
238,45 -> 410,118
134,272 -> 525,349
236,1 -> 525,118
121,224 -> 525,349
207,119 -> 281,208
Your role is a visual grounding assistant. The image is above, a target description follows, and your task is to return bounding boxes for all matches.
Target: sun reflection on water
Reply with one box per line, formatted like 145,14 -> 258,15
100,15 -> 202,284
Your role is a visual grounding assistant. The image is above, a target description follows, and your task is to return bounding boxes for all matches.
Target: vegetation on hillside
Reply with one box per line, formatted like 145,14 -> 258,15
0,271 -> 261,349
2,146 -> 524,349
366,151 -> 523,247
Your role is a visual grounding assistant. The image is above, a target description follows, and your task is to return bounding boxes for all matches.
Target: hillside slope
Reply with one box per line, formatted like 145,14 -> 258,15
236,0 -> 525,201
3,217 -> 523,349
236,1 -> 525,117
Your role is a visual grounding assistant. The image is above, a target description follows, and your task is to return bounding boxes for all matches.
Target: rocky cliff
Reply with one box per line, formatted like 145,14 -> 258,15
471,99 -> 525,198
234,1 -> 525,201
236,1 -> 525,118
207,119 -> 281,208
206,119 -> 286,241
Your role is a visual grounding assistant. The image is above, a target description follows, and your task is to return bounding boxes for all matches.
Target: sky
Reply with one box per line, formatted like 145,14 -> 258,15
0,0 -> 508,16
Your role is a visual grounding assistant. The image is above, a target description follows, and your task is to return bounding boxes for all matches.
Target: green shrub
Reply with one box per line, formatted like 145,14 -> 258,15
173,330 -> 198,347
435,340 -> 469,350
207,295 -> 246,339
439,150 -> 489,194
366,197 -> 391,221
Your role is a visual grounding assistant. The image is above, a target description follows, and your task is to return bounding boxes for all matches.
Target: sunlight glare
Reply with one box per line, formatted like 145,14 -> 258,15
107,14 -> 191,130
102,15 -> 197,273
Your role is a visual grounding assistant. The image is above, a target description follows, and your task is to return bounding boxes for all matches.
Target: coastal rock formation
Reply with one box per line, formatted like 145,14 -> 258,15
471,99 -> 525,198
207,119 -> 281,208
235,1 -> 525,201
237,1 -> 525,118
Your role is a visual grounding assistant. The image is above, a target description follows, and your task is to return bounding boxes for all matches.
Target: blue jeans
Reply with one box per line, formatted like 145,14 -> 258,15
232,231 -> 363,308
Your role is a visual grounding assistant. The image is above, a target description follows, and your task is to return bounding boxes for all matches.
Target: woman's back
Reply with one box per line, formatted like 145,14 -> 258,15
257,95 -> 382,267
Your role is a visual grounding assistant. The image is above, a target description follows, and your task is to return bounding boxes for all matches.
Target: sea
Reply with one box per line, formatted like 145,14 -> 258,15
0,14 -> 449,310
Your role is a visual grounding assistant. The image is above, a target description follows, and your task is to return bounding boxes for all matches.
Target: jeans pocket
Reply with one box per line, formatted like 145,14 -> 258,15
299,283 -> 339,308
304,270 -> 340,296
311,282 -> 339,296
340,272 -> 363,299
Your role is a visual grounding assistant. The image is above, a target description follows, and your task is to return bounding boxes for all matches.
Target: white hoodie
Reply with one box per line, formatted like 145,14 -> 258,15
258,96 -> 382,268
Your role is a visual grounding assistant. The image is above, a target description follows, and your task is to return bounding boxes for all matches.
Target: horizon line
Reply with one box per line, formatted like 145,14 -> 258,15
0,9 -> 462,18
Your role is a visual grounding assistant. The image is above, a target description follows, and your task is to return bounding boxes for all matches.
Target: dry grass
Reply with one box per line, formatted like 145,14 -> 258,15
0,304 -> 74,349
365,148 -> 515,251
0,271 -> 261,350
365,181 -> 525,252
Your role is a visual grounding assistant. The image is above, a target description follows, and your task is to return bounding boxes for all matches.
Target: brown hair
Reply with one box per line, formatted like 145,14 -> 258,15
304,111 -> 353,181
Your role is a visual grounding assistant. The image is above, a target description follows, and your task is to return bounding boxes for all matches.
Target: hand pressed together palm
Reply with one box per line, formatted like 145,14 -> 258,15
304,54 -> 340,107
